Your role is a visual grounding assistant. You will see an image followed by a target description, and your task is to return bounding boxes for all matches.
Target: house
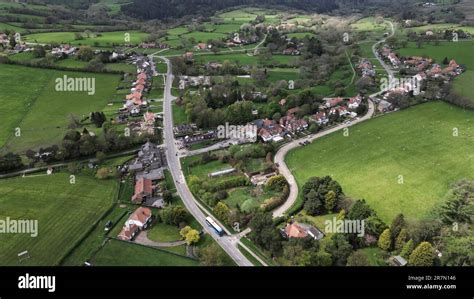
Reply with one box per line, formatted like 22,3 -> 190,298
140,112 -> 156,135
281,222 -> 325,240
337,106 -> 350,116
310,112 -> 329,126
0,33 -> 9,47
442,59 -> 462,76
133,84 -> 145,93
348,95 -> 362,110
205,62 -> 223,71
179,76 -> 211,87
126,92 -> 142,102
194,43 -> 208,50
139,42 -> 157,49
137,72 -> 148,81
283,222 -> 308,238
390,255 -> 408,267
280,114 -> 308,133
325,97 -> 344,108
136,168 -> 164,181
209,168 -> 236,178
51,44 -> 76,57
131,178 -> 153,204
137,141 -> 166,168
388,52 -> 401,66
118,207 -> 153,241
357,59 -> 375,77
183,52 -> 194,62
282,47 -> 300,55
174,123 -> 198,136
253,119 -> 284,142
183,131 -> 216,146
378,100 -> 392,113
277,23 -> 297,31
427,64 -> 443,77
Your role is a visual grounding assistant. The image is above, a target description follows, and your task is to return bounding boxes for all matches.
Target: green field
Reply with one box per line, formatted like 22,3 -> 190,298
23,31 -> 149,47
0,64 -> 120,152
286,101 -> 474,222
351,17 -> 387,32
0,172 -> 118,266
396,41 -> 474,101
92,239 -> 199,266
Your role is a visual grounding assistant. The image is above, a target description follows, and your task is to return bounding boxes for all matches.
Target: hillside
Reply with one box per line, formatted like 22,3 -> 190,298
121,0 -> 339,20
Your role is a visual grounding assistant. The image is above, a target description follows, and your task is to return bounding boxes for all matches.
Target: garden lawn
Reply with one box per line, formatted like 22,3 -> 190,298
286,101 -> 474,223
225,187 -> 278,212
0,173 -> 118,266
147,223 -> 182,243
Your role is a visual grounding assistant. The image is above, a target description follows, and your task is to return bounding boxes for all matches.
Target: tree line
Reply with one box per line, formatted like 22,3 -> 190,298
121,0 -> 339,20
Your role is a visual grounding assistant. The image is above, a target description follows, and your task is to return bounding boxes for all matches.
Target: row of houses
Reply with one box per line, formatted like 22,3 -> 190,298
128,142 -> 167,207
120,55 -> 156,119
252,95 -> 364,143
313,95 -> 362,122
51,44 -> 77,58
374,56 -> 463,113
179,75 -> 212,88
138,42 -> 169,49
379,46 -> 401,67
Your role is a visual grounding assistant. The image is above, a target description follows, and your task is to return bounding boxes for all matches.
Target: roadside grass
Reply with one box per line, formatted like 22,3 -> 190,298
238,244 -> 263,266
240,237 -> 276,266
286,101 -> 474,223
0,172 -> 118,266
172,103 -> 187,125
91,239 -> 199,266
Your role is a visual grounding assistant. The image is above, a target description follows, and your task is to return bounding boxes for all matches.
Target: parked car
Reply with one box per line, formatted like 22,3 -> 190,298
105,220 -> 113,231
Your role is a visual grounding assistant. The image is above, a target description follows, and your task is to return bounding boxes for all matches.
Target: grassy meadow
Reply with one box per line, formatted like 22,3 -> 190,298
286,101 -> 474,222
0,64 -> 120,152
0,172 -> 118,266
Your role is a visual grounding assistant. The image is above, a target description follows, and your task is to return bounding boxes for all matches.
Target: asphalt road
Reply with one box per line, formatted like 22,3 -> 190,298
272,21 -> 395,217
157,55 -> 254,267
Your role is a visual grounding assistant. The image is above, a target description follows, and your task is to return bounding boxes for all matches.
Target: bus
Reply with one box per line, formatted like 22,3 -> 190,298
205,217 -> 224,236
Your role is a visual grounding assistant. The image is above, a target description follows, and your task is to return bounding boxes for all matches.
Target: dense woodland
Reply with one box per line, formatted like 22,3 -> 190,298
121,0 -> 340,20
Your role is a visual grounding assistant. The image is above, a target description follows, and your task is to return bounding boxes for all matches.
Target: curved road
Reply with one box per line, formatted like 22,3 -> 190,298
273,21 -> 395,217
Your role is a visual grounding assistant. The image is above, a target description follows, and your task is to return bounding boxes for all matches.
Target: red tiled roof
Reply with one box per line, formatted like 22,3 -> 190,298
129,207 -> 152,224
131,178 -> 153,202
284,223 -> 308,238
